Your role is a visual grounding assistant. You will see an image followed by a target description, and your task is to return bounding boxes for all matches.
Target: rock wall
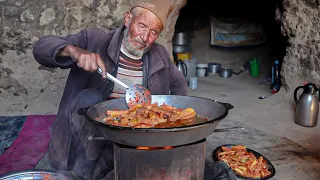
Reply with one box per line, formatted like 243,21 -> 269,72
278,0 -> 320,90
0,0 -> 186,115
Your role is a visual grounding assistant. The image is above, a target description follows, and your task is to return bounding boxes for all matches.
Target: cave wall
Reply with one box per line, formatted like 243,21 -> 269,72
0,0 -> 186,115
278,0 -> 320,90
190,25 -> 271,72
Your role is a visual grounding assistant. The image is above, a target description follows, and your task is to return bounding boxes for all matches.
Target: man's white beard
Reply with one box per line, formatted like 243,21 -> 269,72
121,28 -> 151,59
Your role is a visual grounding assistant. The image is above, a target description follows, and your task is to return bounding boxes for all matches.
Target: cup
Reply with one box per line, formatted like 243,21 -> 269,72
189,77 -> 198,89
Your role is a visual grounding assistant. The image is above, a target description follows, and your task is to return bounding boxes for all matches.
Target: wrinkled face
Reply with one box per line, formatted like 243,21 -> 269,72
122,8 -> 163,57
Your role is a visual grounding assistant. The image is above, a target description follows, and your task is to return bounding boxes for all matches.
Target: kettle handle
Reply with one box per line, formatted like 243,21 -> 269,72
317,87 -> 320,102
182,62 -> 188,77
294,86 -> 304,104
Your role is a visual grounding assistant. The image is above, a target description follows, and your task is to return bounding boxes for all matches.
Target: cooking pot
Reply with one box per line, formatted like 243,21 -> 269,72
208,63 -> 222,74
219,68 -> 243,78
77,95 -> 234,147
173,32 -> 192,46
197,64 -> 208,77
219,68 -> 233,78
173,45 -> 191,53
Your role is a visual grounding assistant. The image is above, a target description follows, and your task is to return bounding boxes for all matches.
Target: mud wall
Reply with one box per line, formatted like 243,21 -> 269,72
0,0 -> 186,115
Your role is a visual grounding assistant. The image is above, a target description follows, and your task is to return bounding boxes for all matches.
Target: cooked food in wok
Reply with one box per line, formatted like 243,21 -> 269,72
102,103 -> 204,128
218,145 -> 272,178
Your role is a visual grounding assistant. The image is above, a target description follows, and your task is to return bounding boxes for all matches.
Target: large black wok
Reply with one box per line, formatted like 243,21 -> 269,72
78,95 -> 233,147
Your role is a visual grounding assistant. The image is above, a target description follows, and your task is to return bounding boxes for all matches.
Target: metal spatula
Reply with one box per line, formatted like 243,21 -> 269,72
97,67 -> 151,107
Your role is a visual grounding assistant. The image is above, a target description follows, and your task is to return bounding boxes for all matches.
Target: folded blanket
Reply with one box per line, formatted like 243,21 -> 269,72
0,115 -> 56,175
0,116 -> 27,155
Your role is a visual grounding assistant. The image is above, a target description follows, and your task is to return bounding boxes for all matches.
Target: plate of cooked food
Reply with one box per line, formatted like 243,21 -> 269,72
212,144 -> 275,180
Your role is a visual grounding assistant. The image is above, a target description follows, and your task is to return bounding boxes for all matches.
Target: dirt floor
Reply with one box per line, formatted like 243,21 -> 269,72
192,72 -> 320,180
3,43 -> 320,179
34,71 -> 320,180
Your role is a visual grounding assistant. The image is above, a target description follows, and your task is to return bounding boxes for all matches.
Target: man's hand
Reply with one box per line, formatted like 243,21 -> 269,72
59,45 -> 107,78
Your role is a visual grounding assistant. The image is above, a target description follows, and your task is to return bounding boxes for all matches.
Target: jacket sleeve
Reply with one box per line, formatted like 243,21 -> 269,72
32,29 -> 88,69
169,57 -> 188,96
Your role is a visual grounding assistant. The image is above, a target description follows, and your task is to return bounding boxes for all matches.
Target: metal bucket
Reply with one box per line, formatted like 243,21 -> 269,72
208,63 -> 222,74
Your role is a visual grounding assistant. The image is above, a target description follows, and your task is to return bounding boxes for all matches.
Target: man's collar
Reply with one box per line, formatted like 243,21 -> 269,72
107,25 -> 126,63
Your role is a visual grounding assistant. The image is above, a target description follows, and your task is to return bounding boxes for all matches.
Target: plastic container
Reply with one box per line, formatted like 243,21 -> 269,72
249,58 -> 260,77
197,64 -> 208,77
177,52 -> 192,61
184,56 -> 198,82
271,60 -> 280,87
271,59 -> 281,93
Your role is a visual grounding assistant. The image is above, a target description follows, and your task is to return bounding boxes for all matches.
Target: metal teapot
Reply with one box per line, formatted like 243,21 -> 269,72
175,59 -> 188,78
294,83 -> 319,127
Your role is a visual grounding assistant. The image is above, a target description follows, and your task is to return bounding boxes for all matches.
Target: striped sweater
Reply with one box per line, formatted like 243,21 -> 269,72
109,50 -> 143,99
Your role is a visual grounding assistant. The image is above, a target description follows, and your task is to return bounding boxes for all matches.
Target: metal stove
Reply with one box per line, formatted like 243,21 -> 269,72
106,139 -> 206,180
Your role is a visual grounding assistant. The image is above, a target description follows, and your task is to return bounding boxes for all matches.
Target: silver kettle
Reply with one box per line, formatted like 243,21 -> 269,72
294,83 -> 319,127
175,59 -> 188,78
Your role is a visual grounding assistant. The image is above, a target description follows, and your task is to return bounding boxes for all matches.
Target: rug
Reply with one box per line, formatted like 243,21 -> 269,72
0,116 -> 28,155
0,115 -> 56,175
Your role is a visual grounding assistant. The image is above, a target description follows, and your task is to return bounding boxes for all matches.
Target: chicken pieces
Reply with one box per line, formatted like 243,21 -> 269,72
168,108 -> 196,122
218,145 -> 272,178
104,103 -> 197,128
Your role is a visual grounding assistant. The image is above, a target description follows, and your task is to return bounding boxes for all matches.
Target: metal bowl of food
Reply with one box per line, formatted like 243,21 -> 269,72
78,95 -> 234,147
0,169 -> 73,180
212,144 -> 276,180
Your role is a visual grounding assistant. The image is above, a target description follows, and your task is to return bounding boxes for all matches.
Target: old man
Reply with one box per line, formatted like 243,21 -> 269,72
32,0 -> 187,179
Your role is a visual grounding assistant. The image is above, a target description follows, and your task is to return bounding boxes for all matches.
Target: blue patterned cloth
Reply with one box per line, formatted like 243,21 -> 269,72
0,116 -> 27,155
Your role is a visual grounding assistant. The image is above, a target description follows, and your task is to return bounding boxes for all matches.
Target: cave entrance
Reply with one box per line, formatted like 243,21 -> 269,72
173,0 -> 288,96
